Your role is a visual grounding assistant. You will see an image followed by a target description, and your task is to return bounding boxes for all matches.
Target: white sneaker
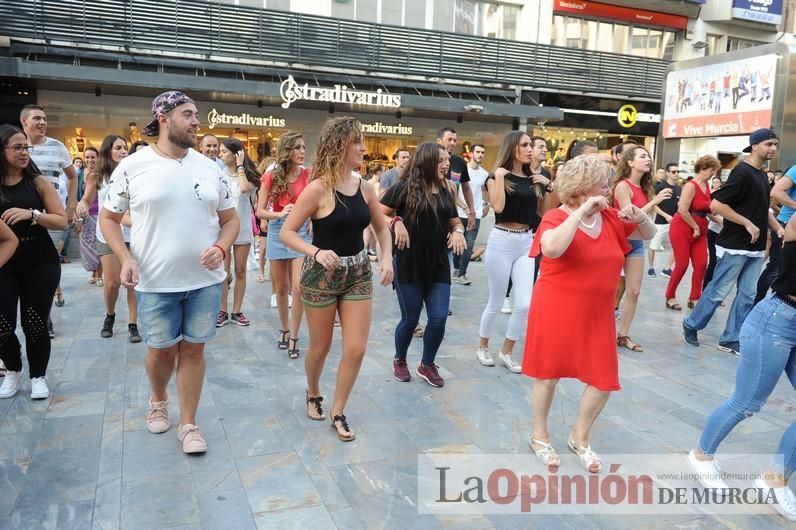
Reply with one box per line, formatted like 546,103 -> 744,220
500,297 -> 512,314
453,275 -> 472,286
270,294 -> 293,308
0,371 -> 21,398
476,348 -> 495,366
30,377 -> 49,399
755,477 -> 796,521
498,353 -> 522,373
687,450 -> 729,492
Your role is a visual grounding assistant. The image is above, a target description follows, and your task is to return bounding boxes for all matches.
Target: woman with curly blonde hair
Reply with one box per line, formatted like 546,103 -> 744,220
257,132 -> 311,358
281,117 -> 393,442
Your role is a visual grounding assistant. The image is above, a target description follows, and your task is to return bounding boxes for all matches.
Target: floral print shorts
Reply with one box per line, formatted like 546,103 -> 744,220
300,249 -> 373,308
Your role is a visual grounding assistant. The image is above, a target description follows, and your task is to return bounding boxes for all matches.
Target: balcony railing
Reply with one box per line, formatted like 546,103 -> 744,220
0,0 -> 668,100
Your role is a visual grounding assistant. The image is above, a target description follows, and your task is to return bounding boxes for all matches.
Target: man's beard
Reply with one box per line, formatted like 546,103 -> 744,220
169,129 -> 195,149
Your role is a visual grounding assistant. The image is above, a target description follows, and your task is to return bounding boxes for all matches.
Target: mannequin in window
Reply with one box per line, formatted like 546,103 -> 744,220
68,127 -> 89,156
127,122 -> 143,144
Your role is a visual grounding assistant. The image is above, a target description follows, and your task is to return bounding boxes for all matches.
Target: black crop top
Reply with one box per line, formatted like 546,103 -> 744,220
772,240 -> 796,296
490,172 -> 542,228
312,181 -> 371,257
0,178 -> 48,240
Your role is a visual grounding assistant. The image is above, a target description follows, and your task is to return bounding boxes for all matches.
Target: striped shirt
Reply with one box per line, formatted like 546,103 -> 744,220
31,137 -> 71,207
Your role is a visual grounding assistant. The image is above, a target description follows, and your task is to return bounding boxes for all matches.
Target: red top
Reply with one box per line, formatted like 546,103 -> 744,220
522,207 -> 636,391
613,180 -> 649,210
261,167 -> 311,212
683,179 -> 711,213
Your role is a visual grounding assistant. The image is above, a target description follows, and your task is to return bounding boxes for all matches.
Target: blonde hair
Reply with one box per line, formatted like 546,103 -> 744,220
312,116 -> 363,199
556,155 -> 611,206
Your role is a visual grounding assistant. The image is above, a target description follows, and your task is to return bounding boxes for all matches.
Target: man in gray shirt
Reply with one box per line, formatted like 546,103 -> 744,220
380,147 -> 410,193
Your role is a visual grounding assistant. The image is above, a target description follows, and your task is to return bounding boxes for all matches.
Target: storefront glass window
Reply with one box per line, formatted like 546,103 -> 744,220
553,15 -> 675,59
450,0 -> 518,40
726,37 -> 764,52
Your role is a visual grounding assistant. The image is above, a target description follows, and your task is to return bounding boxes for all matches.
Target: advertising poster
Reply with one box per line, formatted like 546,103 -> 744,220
662,54 -> 777,139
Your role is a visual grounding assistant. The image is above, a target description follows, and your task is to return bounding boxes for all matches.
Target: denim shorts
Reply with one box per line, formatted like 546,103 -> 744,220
300,248 -> 372,308
136,282 -> 222,348
266,217 -> 310,260
626,239 -> 645,258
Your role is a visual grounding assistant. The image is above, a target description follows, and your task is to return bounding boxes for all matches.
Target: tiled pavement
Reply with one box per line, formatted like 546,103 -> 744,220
0,255 -> 794,529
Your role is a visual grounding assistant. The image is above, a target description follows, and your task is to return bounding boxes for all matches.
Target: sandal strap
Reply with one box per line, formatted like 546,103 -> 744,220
529,437 -> 559,465
332,414 -> 350,433
569,439 -> 601,468
306,393 -> 324,416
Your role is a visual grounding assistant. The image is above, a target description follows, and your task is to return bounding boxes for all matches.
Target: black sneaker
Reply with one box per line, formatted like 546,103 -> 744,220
128,323 -> 142,344
647,268 -> 656,278
661,269 -> 672,278
682,322 -> 699,347
100,313 -> 115,338
47,318 -> 55,339
717,342 -> 740,356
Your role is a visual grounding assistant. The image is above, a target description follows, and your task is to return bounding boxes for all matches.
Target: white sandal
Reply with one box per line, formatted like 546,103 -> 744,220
568,438 -> 602,473
529,436 -> 560,470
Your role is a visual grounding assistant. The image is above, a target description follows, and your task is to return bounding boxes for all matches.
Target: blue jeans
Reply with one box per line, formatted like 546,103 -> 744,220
698,293 -> 796,476
452,217 -> 480,277
394,278 -> 450,366
136,282 -> 223,348
684,252 -> 763,344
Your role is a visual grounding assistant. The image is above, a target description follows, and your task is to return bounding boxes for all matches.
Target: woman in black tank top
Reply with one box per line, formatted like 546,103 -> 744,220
688,215 -> 796,520
280,117 -> 393,442
0,124 -> 68,399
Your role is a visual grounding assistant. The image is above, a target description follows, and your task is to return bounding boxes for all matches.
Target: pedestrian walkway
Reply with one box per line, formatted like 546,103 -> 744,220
0,258 -> 792,529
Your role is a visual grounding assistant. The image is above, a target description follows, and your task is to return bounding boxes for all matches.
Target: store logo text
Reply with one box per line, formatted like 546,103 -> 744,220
280,75 -> 402,110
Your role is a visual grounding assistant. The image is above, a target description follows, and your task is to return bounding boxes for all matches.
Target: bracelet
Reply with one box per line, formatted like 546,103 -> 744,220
313,248 -> 321,260
390,216 -> 403,230
454,227 -> 465,234
236,165 -> 245,170
638,213 -> 650,225
212,244 -> 226,260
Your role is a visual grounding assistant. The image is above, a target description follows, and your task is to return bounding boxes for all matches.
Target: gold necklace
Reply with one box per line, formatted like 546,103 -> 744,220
153,144 -> 187,164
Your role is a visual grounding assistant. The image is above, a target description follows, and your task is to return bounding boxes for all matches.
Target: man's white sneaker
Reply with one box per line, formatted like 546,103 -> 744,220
0,371 -> 21,399
755,477 -> 796,521
270,294 -> 293,308
476,348 -> 495,366
30,377 -> 49,400
687,450 -> 729,492
500,297 -> 512,314
498,353 -> 522,373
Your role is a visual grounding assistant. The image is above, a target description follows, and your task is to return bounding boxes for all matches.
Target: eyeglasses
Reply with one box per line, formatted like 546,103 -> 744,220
5,144 -> 33,153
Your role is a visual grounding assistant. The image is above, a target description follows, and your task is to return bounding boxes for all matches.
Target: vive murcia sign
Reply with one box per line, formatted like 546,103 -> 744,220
280,75 -> 401,110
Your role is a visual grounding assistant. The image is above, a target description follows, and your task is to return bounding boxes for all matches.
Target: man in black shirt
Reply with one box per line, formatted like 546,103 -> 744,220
683,129 -> 785,354
648,163 -> 681,278
437,127 -> 475,230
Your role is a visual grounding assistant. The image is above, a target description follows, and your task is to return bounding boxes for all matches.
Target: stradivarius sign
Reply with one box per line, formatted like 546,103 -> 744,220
280,75 -> 402,110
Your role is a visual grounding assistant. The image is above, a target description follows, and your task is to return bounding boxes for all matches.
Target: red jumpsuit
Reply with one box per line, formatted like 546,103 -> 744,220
665,180 -> 711,302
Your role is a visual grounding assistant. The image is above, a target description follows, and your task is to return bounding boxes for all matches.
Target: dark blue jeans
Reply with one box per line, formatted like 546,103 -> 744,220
394,279 -> 450,366
452,217 -> 480,277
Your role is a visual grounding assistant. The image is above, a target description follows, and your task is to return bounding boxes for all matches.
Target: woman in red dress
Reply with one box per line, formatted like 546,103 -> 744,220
523,155 -> 656,473
665,155 -> 720,310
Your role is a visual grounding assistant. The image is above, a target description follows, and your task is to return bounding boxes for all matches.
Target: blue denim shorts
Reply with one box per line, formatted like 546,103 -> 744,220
136,282 -> 223,349
266,217 -> 310,260
626,239 -> 645,258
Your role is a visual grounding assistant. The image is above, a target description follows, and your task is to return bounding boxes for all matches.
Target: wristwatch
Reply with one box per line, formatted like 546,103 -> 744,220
29,209 -> 42,225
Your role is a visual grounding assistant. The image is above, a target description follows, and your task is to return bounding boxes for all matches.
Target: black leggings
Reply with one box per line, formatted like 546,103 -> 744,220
0,253 -> 60,378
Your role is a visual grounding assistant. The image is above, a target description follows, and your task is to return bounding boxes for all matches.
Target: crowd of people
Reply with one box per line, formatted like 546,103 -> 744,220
0,92 -> 794,520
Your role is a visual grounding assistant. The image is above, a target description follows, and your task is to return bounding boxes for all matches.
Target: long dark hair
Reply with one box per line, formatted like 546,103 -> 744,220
0,124 -> 41,205
397,142 -> 454,225
268,132 -> 303,204
613,145 -> 653,200
221,138 -> 260,189
97,135 -> 127,188
493,131 -> 542,195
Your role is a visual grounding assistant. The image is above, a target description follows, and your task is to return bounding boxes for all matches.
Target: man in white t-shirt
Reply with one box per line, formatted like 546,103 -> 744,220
21,104 -> 79,337
453,143 -> 489,285
100,91 -> 239,454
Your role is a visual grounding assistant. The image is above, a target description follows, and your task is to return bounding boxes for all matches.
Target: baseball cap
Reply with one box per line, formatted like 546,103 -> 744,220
142,91 -> 195,137
742,128 -> 777,153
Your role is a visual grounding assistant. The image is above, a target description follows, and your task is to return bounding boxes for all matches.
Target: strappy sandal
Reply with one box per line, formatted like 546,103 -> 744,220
568,438 -> 602,473
96,278 -> 104,287
528,436 -> 560,470
256,273 -> 266,283
617,335 -> 643,352
665,300 -> 682,311
54,292 -> 65,307
413,324 -> 424,338
288,337 -> 300,359
277,330 -> 290,350
306,390 -> 325,421
331,414 -> 355,442
687,300 -> 698,309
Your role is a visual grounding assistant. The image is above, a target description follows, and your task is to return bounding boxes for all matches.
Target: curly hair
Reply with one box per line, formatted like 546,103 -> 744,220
556,155 -> 611,206
268,132 -> 304,204
613,145 -> 653,201
97,135 -> 127,189
396,142 -> 454,226
312,117 -> 363,200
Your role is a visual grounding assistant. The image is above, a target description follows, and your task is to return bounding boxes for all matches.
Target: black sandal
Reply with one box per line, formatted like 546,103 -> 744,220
331,414 -> 355,442
288,337 -> 300,359
277,330 -> 289,350
305,390 -> 325,421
